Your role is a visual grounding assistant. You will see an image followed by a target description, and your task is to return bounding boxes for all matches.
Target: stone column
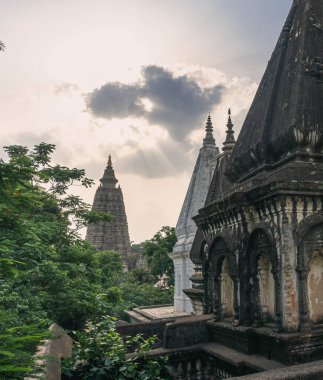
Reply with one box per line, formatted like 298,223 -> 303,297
273,270 -> 283,331
251,273 -> 262,327
280,206 -> 299,331
297,267 -> 310,331
213,275 -> 221,321
233,276 -> 240,323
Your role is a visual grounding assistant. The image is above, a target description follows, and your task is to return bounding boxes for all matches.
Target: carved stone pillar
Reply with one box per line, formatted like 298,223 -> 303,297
213,275 -> 221,322
232,276 -> 240,323
272,270 -> 283,331
240,274 -> 251,325
280,211 -> 299,331
251,273 -> 262,327
297,267 -> 311,331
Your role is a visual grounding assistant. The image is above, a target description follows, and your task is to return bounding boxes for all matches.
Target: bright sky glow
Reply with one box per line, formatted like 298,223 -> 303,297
0,0 -> 292,242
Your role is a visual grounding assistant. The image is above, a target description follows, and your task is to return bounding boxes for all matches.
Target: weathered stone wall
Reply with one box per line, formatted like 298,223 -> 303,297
194,193 -> 323,332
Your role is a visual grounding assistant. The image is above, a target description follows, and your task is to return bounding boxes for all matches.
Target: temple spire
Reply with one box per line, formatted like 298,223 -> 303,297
100,154 -> 118,188
203,113 -> 216,146
107,155 -> 112,168
222,108 -> 235,152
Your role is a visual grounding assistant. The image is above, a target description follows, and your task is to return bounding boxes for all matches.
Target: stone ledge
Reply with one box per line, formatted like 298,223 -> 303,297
233,359 -> 323,380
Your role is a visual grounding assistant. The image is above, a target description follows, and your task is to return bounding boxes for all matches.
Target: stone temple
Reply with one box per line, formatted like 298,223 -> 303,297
117,1 -> 323,378
169,115 -> 219,314
188,0 -> 323,364
86,156 -> 131,264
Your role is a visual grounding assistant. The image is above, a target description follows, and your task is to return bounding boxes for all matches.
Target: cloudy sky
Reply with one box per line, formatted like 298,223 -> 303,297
0,0 -> 292,242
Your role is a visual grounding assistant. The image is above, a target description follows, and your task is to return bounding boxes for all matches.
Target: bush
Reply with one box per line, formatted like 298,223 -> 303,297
62,316 -> 169,380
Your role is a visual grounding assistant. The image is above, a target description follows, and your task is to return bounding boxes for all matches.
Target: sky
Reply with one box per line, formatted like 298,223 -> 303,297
0,0 -> 292,243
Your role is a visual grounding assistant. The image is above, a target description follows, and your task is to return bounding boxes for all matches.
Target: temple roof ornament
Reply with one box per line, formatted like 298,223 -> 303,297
100,155 -> 118,189
222,108 -> 235,152
203,113 -> 216,147
107,154 -> 112,168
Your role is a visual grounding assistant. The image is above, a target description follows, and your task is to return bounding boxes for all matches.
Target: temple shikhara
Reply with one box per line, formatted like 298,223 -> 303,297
86,156 -> 131,265
118,1 -> 323,378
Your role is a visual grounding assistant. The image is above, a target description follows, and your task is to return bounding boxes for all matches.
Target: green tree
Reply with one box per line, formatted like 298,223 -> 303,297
0,258 -> 47,379
97,250 -> 123,287
125,268 -> 156,285
62,316 -> 169,380
0,143 -> 113,329
142,226 -> 177,284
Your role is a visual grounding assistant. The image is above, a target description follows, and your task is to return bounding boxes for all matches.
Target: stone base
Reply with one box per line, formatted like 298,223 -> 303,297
125,305 -> 191,323
183,288 -> 204,315
207,321 -> 323,364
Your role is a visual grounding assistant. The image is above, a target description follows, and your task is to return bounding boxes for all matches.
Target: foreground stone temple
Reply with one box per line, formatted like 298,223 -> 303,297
86,156 -> 131,264
189,0 -> 323,362
169,115 -> 219,314
118,1 -> 323,378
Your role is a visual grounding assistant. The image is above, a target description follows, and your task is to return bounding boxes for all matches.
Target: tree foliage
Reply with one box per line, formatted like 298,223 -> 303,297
142,226 -> 177,284
62,316 -> 169,380
0,143 -> 173,377
0,143 -> 113,329
0,310 -> 47,379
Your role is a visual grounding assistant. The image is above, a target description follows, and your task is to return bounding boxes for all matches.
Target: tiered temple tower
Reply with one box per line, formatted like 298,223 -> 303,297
169,115 -> 219,313
86,156 -> 131,264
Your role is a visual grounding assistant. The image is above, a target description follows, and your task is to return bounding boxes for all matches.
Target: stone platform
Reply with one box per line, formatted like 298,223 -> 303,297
207,321 -> 323,365
125,304 -> 191,323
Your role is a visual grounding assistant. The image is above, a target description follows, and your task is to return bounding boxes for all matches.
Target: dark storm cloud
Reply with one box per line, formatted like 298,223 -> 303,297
86,65 -> 223,141
87,82 -> 145,119
142,66 -> 223,140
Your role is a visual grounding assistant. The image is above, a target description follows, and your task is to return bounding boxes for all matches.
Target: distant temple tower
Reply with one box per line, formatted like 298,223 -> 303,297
169,115 -> 219,313
86,156 -> 131,263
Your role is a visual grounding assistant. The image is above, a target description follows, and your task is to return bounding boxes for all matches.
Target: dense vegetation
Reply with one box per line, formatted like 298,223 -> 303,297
62,316 -> 168,379
142,226 -> 177,285
0,143 -> 173,378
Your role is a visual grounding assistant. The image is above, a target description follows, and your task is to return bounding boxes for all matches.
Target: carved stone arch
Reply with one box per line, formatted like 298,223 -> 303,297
219,228 -> 235,252
295,212 -> 323,248
190,228 -> 207,265
248,228 -> 278,274
246,228 -> 280,327
209,236 -> 236,276
208,236 -> 238,322
296,221 -> 323,329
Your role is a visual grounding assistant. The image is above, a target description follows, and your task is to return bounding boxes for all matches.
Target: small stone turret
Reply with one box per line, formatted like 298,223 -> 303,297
86,156 -> 131,265
169,115 -> 219,313
222,109 -> 235,153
